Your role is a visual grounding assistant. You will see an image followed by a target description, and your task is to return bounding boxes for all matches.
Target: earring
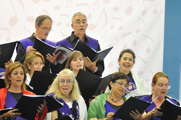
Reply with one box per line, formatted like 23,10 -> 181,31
8,80 -> 11,84
69,67 -> 72,70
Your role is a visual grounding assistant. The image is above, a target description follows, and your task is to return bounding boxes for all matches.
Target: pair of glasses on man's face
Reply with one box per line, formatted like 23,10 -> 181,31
39,26 -> 53,32
115,81 -> 128,88
59,79 -> 73,84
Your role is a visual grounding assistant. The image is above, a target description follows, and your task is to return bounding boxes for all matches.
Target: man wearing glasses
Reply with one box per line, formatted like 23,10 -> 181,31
56,12 -> 104,77
15,15 -> 58,73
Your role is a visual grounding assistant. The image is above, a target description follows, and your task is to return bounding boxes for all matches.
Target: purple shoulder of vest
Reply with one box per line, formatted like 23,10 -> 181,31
140,95 -> 152,102
19,38 -> 34,50
46,40 -> 57,47
167,97 -> 180,105
87,36 -> 99,51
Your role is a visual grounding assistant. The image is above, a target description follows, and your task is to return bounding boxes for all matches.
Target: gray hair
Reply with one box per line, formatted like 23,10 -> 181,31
46,69 -> 81,101
35,15 -> 52,26
71,12 -> 87,23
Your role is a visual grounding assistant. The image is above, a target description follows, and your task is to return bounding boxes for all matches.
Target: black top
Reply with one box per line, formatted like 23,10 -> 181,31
55,32 -> 104,77
107,101 -> 122,111
57,101 -> 77,119
15,33 -> 58,73
9,92 -> 23,102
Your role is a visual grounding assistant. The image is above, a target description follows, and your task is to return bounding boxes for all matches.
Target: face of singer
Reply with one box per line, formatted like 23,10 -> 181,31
152,77 -> 169,98
35,18 -> 52,40
28,57 -> 44,73
59,74 -> 73,97
70,56 -> 84,72
71,15 -> 88,37
8,67 -> 24,87
110,79 -> 128,97
118,52 -> 134,74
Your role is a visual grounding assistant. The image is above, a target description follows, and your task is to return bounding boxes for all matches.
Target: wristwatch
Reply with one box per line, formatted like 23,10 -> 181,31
92,67 -> 98,73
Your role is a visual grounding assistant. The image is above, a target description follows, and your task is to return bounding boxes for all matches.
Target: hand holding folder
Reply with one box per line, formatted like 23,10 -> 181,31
14,94 -> 63,119
157,98 -> 181,120
30,71 -> 57,95
74,40 -> 113,61
33,39 -> 72,67
0,108 -> 13,116
113,97 -> 150,120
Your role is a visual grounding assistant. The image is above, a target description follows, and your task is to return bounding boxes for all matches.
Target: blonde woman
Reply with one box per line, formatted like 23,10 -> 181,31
23,51 -> 45,90
39,69 -> 87,120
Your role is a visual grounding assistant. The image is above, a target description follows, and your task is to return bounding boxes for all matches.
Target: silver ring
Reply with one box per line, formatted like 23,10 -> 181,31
155,113 -> 157,115
12,113 -> 15,116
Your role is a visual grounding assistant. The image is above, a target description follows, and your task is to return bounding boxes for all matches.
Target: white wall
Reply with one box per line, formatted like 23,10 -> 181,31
0,0 -> 165,93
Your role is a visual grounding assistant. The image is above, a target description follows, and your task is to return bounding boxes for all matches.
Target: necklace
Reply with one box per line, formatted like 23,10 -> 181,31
109,93 -> 122,102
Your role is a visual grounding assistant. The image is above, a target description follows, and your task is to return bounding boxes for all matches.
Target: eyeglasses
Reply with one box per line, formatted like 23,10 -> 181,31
115,81 -> 128,87
31,63 -> 44,68
74,20 -> 87,25
157,84 -> 171,89
59,79 -> 73,84
40,27 -> 53,32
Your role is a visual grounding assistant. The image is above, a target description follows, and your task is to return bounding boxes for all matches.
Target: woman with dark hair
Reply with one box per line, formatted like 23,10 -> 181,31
88,72 -> 142,120
105,49 -> 147,98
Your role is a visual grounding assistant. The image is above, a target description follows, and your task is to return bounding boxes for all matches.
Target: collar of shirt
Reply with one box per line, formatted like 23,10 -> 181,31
31,33 -> 46,42
70,31 -> 89,44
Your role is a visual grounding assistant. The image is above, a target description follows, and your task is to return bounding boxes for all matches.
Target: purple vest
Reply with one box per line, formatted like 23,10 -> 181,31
48,93 -> 79,119
19,37 -> 56,51
124,76 -> 137,96
105,102 -> 121,120
5,91 -> 26,120
56,36 -> 98,51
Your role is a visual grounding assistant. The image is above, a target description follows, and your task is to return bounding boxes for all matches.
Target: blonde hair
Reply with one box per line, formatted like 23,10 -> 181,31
5,62 -> 27,90
46,69 -> 81,101
24,51 -> 45,72
65,50 -> 86,71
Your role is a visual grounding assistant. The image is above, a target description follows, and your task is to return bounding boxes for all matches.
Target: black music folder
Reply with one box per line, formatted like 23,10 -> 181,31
33,39 -> 72,67
45,95 -> 64,112
14,94 -> 45,119
0,41 -> 17,68
14,94 -> 63,119
76,69 -> 102,105
55,115 -> 73,120
113,97 -> 150,120
0,78 -> 5,89
74,40 -> 113,61
94,74 -> 112,96
157,98 -> 181,120
30,71 -> 57,95
0,108 -> 13,115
